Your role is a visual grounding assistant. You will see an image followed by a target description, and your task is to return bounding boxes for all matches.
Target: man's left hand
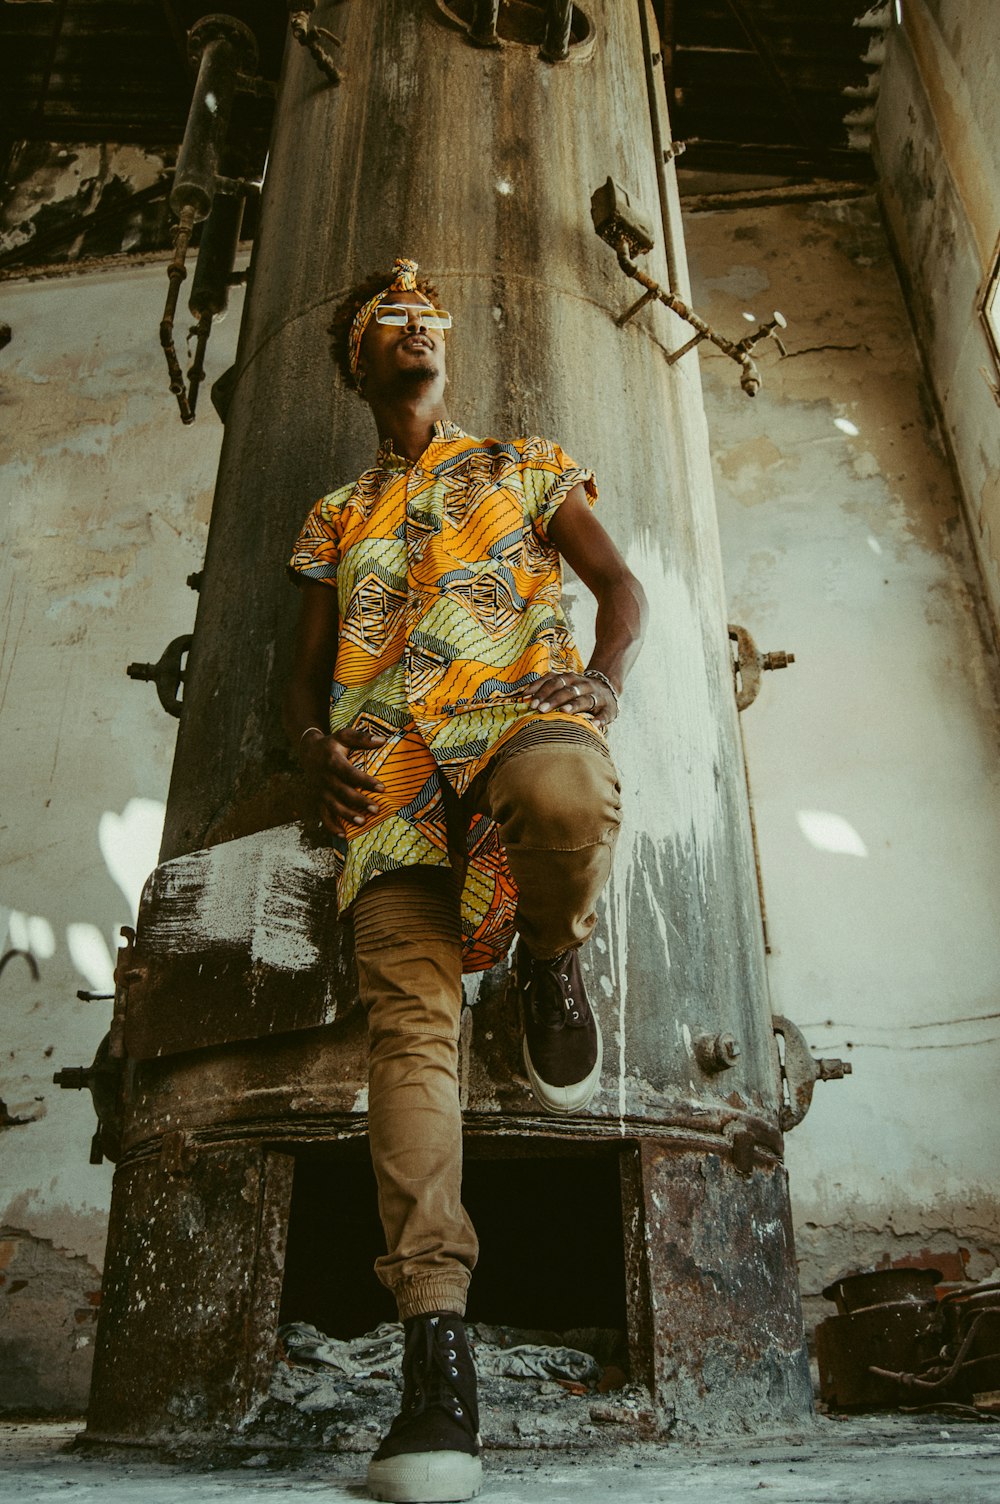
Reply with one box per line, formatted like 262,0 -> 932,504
527,671 -> 617,725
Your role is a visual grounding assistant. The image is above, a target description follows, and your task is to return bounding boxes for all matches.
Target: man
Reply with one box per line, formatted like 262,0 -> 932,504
285,258 -> 646,1503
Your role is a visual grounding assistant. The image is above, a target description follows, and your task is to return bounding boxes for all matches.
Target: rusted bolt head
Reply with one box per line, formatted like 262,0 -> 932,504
694,1032 -> 741,1072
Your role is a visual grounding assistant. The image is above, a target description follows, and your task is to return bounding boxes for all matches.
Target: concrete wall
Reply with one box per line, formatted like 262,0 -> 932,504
684,191 -> 1000,1337
0,261 -> 242,1409
875,0 -> 1000,630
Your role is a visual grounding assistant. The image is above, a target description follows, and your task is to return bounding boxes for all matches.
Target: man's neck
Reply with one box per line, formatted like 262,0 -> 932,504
371,392 -> 451,463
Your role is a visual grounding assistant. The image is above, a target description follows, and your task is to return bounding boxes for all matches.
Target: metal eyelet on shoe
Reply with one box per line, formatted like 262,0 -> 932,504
447,1349 -> 457,1360
451,1366 -> 459,1376
455,1406 -> 463,1417
445,1330 -> 455,1341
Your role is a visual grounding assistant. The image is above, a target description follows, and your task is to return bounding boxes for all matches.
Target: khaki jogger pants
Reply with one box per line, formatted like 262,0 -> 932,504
351,726 -> 622,1320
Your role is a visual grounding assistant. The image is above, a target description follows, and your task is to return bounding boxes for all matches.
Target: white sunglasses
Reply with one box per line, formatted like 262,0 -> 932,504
375,303 -> 452,330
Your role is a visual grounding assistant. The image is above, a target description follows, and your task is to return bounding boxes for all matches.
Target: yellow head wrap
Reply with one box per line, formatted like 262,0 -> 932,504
348,257 -> 420,380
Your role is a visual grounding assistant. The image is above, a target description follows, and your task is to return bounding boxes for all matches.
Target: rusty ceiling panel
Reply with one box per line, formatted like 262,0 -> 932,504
2,3 -> 881,183
657,0 -> 882,181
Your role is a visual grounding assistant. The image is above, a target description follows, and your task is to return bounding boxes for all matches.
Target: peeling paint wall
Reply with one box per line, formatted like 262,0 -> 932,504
0,261 -> 243,1410
0,142 -> 174,268
875,1 -> 1000,630
684,192 -> 1000,1339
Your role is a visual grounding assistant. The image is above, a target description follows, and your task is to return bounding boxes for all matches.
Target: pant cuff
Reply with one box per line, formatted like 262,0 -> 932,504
395,1277 -> 470,1322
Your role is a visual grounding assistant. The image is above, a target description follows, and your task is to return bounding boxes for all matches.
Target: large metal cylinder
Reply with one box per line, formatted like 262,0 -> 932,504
87,0 -> 812,1445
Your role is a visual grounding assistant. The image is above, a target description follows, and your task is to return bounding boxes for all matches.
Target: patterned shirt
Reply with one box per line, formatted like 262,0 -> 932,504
289,421 -> 601,971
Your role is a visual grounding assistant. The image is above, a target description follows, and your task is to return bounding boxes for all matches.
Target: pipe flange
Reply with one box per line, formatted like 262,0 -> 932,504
188,14 -> 259,75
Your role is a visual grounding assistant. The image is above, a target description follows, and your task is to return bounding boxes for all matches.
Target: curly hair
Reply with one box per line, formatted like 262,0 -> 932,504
328,272 -> 443,396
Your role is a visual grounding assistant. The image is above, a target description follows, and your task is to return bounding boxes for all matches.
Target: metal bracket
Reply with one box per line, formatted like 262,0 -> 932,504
772,1015 -> 852,1132
126,634 -> 192,718
728,623 -> 795,711
160,1128 -> 198,1178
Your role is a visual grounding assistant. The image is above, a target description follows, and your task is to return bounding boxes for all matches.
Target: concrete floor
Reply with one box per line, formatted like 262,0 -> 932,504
2,1417 -> 999,1503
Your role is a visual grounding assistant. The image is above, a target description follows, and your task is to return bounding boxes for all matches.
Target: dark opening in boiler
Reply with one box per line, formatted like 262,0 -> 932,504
280,1143 -> 627,1339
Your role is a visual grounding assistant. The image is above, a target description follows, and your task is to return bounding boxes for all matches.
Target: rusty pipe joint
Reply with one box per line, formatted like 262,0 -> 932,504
729,623 -> 796,711
772,1015 -> 852,1132
53,1032 -> 124,1165
737,310 -> 788,359
289,2 -> 346,83
126,634 -> 193,718
591,179 -> 788,397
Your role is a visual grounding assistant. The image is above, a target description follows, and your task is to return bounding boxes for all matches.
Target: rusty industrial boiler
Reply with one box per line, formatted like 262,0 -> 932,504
58,0 -> 851,1447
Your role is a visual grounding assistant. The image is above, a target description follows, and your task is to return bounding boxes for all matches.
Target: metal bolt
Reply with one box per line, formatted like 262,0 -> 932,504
694,1032 -> 742,1073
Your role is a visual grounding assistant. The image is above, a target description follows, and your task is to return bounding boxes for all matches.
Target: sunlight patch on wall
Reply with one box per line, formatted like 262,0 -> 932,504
796,809 -> 869,858
5,909 -> 56,960
98,798 -> 166,918
66,922 -> 116,994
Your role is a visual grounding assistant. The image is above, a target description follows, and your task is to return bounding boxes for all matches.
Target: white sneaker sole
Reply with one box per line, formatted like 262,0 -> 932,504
367,1448 -> 483,1503
522,1019 -> 603,1116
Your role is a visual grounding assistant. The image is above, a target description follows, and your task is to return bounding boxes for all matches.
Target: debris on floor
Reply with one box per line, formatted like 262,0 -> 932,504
249,1320 -> 634,1452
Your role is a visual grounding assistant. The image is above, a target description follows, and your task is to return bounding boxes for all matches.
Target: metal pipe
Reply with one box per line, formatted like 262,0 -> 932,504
159,205 -> 198,424
170,16 -> 256,222
469,0 -> 501,48
540,0 -> 574,62
614,239 -> 763,394
637,0 -> 679,293
189,191 -> 246,320
288,3 -> 346,84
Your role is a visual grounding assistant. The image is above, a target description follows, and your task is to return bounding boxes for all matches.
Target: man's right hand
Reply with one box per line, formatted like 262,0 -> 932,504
299,727 -> 386,832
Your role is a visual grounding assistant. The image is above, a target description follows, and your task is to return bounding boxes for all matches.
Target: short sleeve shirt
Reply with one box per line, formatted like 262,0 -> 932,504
289,421 -> 601,971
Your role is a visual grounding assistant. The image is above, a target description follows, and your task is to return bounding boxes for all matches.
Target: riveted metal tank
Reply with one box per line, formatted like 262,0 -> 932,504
84,0 -> 817,1447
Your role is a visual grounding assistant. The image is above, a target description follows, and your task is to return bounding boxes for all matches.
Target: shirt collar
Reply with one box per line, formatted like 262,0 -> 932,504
375,420 -> 468,472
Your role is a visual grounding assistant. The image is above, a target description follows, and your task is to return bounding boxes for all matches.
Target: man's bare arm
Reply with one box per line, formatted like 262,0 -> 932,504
530,482 -> 648,720
283,579 -> 386,830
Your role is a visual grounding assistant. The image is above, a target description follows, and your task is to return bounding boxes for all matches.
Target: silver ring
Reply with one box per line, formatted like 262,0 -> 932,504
556,675 -> 565,686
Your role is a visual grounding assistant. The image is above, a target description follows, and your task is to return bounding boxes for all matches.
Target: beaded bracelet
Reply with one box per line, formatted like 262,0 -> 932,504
583,668 -> 620,719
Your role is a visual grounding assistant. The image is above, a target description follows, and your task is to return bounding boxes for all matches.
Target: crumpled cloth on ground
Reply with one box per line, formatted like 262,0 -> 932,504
279,1320 -> 603,1387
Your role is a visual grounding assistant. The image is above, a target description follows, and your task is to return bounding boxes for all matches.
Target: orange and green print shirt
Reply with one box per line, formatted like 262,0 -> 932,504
289,421 -> 601,972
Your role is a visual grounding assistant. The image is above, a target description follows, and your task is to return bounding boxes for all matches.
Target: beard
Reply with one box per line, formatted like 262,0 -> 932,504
397,358 -> 439,387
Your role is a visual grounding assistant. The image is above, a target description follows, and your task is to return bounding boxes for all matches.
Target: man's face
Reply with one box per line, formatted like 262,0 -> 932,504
357,292 -> 448,398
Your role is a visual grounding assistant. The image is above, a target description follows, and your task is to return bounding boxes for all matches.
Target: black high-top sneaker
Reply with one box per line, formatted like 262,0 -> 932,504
516,940 -> 603,1115
367,1312 -> 482,1503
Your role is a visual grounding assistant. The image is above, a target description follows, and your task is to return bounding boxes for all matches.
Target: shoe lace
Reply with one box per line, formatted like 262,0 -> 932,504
525,950 -> 587,1028
402,1317 -> 478,1428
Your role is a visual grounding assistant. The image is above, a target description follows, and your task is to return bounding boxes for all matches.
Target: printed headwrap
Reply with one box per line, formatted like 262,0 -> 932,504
348,257 -> 420,379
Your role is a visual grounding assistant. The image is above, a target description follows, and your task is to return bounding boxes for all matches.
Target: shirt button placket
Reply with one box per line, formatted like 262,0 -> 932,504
404,469 -> 419,711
